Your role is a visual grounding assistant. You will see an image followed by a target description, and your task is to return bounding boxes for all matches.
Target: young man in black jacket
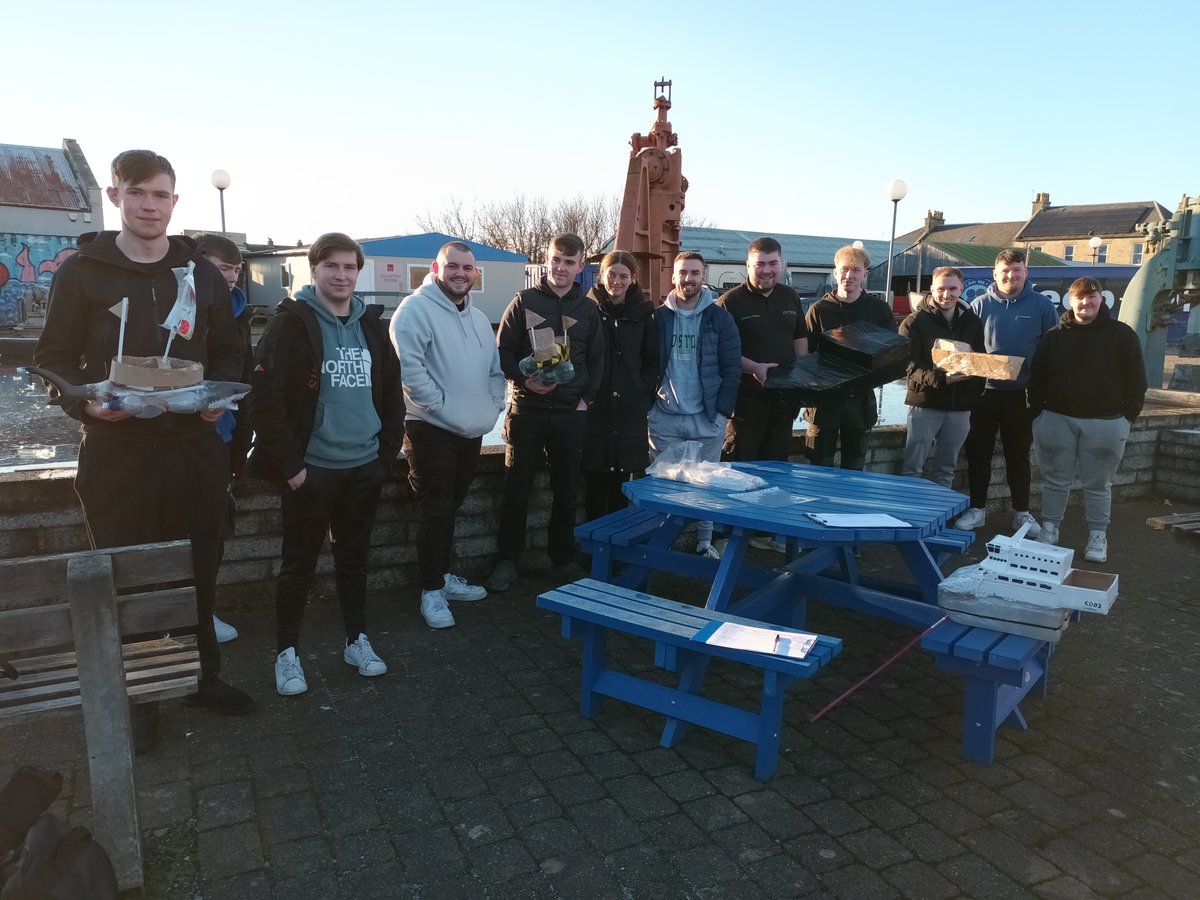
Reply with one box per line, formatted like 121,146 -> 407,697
1028,276 -> 1147,561
898,267 -> 984,487
34,149 -> 254,748
487,233 -> 603,592
247,232 -> 404,696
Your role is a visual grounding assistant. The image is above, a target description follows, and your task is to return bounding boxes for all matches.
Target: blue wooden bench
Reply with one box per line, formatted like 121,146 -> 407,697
923,527 -> 975,564
921,620 -> 1051,765
537,578 -> 842,779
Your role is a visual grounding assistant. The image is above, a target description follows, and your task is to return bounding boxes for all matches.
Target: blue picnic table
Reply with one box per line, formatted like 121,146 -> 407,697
595,460 -> 971,630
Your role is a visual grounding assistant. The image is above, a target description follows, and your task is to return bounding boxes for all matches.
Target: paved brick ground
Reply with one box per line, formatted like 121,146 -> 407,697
2,497 -> 1198,899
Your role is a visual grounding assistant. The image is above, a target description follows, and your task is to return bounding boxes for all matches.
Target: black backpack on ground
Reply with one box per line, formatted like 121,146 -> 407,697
0,767 -> 118,900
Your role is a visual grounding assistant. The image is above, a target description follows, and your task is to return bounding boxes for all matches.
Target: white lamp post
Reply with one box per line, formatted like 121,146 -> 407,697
1089,234 -> 1102,264
884,179 -> 908,310
211,169 -> 231,233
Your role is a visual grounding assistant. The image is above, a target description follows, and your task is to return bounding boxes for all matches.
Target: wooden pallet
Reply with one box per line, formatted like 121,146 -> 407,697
1145,511 -> 1200,548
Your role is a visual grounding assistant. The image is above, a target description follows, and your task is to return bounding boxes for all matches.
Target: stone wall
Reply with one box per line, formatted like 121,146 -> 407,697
3,393 -> 1199,609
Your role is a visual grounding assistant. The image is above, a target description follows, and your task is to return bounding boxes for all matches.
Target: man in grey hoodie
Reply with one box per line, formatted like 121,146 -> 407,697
651,252 -> 742,556
390,242 -> 505,629
248,233 -> 404,696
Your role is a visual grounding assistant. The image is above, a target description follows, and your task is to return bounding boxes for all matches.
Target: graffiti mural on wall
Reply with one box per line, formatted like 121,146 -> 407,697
0,234 -> 78,327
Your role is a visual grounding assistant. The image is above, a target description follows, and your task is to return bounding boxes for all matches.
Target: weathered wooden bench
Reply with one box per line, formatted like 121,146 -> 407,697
0,541 -> 201,892
921,620 -> 1050,765
538,578 -> 842,779
1146,510 -> 1200,550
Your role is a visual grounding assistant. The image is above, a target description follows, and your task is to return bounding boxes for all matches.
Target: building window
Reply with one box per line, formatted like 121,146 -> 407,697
407,264 -> 431,291
1032,246 -> 1043,253
1097,244 -> 1108,263
1063,244 -> 1074,261
472,267 -> 485,293
1132,242 -> 1144,265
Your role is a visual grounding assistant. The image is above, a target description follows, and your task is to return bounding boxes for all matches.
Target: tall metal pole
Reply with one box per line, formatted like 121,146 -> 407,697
885,199 -> 900,311
218,188 -> 227,233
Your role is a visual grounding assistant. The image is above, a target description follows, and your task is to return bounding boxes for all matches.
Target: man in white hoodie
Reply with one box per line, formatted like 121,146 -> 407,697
390,242 -> 505,628
650,252 -> 742,556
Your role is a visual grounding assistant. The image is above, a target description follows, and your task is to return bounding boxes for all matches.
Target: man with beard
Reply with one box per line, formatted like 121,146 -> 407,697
803,245 -> 896,471
717,237 -> 810,463
650,252 -> 741,557
390,242 -> 505,628
955,249 -> 1057,534
1028,276 -> 1146,561
898,267 -> 985,487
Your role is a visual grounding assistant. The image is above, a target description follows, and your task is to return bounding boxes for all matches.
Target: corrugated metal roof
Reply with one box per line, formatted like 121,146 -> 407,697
357,231 -> 527,263
1015,201 -> 1169,240
601,226 -> 904,267
0,144 -> 89,210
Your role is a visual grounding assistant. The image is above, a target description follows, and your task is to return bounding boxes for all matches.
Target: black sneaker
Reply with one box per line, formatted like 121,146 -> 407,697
486,559 -> 519,593
187,677 -> 255,716
550,560 -> 587,582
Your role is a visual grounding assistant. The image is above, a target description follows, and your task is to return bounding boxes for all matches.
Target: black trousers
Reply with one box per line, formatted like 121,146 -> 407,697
724,387 -> 798,462
403,419 -> 483,591
965,388 -> 1034,510
74,428 -> 228,680
496,408 -> 585,566
276,459 -> 386,652
804,392 -> 877,471
583,469 -> 641,523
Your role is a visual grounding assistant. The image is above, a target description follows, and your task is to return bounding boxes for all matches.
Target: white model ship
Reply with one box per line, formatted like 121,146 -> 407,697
937,523 -> 1119,642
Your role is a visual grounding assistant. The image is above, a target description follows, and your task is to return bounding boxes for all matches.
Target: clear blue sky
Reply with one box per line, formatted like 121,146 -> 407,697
13,0 -> 1196,249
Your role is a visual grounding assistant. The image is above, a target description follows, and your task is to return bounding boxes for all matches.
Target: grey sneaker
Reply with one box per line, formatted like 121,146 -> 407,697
443,573 -> 486,602
695,543 -> 721,560
213,614 -> 238,643
344,633 -> 388,676
954,507 -> 986,530
1084,532 -> 1108,563
420,589 -> 455,629
1012,510 -> 1042,539
486,559 -> 518,593
275,647 -> 308,696
1038,521 -> 1060,545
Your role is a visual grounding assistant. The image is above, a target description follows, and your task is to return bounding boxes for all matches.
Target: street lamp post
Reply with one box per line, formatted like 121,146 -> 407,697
1089,234 -> 1102,264
884,179 -> 908,310
211,169 -> 231,233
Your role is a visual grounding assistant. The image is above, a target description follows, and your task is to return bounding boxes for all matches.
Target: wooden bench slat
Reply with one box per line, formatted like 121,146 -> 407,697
0,541 -> 193,606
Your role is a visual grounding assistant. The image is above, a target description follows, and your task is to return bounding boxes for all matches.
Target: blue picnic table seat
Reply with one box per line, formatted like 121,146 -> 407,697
921,619 -> 1051,765
538,579 -> 843,779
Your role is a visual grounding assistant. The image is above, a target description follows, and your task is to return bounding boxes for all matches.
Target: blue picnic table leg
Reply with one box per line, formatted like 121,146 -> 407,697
578,621 -> 608,718
704,529 -> 749,612
961,677 -> 1000,765
753,670 -> 789,779
895,539 -> 945,605
660,650 -> 711,749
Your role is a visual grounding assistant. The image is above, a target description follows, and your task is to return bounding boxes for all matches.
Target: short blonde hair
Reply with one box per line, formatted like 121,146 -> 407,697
834,245 -> 870,268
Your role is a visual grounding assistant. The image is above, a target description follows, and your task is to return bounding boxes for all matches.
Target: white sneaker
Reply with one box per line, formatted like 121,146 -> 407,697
420,589 -> 455,629
954,507 -> 986,530
443,573 -> 486,602
1012,511 -> 1042,539
695,543 -> 721,560
213,615 -> 238,643
1038,522 -> 1060,545
275,647 -> 307,696
1084,532 -> 1108,563
344,633 -> 388,676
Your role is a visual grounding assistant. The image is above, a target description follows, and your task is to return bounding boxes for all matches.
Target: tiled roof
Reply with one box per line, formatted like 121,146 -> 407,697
897,221 -> 1024,246
0,143 -> 90,210
1015,201 -> 1170,240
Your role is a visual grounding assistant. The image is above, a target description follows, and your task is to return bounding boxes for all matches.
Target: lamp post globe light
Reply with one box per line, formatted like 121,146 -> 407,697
884,179 -> 908,310
211,169 -> 231,233
1089,234 -> 1103,264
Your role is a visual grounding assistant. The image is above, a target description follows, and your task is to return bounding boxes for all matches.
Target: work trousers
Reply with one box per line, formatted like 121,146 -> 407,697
724,388 -> 798,462
902,407 -> 971,487
1032,410 -> 1130,531
276,459 -> 386,653
583,470 -> 642,523
964,388 -> 1034,511
403,419 -> 483,591
496,408 -> 585,567
804,392 -> 876,471
74,428 -> 228,680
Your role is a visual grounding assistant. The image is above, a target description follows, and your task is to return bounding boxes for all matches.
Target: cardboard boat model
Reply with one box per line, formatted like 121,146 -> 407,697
763,321 -> 909,404
936,523 -> 1119,642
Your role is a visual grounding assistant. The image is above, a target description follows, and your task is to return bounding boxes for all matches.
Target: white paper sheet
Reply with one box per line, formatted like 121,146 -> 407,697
805,513 -> 911,528
701,622 -> 817,659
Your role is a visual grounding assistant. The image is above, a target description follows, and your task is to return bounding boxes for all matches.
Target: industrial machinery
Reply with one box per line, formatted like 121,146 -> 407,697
1118,194 -> 1200,386
613,79 -> 687,303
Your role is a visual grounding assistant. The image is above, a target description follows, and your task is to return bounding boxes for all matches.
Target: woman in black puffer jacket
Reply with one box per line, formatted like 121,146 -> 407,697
581,251 -> 659,521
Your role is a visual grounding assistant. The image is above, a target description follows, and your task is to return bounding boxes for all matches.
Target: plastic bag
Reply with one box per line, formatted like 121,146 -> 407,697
647,441 -> 768,491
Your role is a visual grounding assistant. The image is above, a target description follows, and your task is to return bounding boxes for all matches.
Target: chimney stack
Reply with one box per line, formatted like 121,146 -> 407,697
1032,191 -> 1051,215
924,210 -> 944,230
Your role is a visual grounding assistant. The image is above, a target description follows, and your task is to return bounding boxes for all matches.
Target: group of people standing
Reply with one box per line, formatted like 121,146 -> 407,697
32,148 -> 1147,750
